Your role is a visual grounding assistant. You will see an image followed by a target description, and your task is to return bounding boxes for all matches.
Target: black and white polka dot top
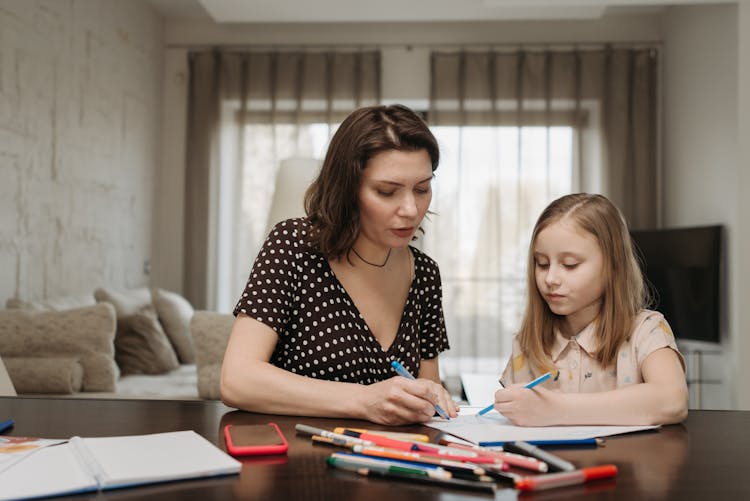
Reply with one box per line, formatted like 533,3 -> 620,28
233,218 -> 450,385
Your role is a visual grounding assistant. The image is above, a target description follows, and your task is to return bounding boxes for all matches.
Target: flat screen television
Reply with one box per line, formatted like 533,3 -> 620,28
629,225 -> 722,343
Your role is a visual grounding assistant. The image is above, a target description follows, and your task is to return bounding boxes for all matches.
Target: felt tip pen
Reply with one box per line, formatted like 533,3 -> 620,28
480,438 -> 603,448
390,360 -> 450,420
504,441 -> 575,472
327,455 -> 497,493
478,372 -> 552,416
351,446 -> 493,478
515,464 -> 618,491
442,441 -> 548,472
333,427 -> 431,443
339,429 -> 418,451
331,452 -> 472,483
312,435 -> 363,448
353,443 -> 502,466
295,424 -> 376,447
328,453 -> 448,479
0,419 -> 14,433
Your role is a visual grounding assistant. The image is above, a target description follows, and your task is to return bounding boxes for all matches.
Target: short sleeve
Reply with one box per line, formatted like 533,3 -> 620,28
500,335 -> 529,385
631,311 -> 686,373
232,219 -> 302,333
415,253 -> 450,360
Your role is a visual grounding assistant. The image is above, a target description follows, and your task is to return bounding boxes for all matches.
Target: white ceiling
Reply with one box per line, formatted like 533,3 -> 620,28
148,0 -> 732,22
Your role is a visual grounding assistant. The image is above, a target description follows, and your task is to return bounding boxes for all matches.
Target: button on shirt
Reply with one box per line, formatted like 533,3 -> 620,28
501,310 -> 686,392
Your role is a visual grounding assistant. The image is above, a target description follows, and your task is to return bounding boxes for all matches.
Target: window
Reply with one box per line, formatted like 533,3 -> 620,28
423,124 -> 575,376
223,117 -> 576,379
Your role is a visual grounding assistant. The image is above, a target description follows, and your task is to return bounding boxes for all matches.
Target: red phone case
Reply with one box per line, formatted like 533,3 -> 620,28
224,422 -> 288,456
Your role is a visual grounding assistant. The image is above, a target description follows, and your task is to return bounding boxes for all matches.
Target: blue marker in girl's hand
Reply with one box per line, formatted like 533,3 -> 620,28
390,360 -> 450,420
477,371 -> 553,416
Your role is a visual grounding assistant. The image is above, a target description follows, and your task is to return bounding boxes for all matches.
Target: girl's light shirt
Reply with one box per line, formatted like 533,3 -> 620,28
501,309 -> 686,392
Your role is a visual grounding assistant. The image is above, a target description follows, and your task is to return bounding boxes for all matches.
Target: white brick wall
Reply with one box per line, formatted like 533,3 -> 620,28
0,0 -> 162,302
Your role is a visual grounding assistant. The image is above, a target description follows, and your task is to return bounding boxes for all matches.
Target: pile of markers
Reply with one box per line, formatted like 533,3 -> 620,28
296,423 -> 617,493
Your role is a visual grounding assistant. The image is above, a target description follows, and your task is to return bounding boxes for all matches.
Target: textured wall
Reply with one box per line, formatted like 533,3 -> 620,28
0,0 -> 162,302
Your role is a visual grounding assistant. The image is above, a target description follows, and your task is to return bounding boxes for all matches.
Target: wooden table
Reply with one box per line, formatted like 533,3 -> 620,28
1,396 -> 748,500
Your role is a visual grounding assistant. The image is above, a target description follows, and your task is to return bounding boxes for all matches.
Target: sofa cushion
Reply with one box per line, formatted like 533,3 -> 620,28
94,287 -> 152,317
4,357 -> 84,394
115,306 -> 180,375
190,311 -> 234,399
0,303 -> 118,392
151,288 -> 195,364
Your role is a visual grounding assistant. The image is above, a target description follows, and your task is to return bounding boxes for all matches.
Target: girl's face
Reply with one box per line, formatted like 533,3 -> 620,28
533,219 -> 606,335
357,149 -> 433,251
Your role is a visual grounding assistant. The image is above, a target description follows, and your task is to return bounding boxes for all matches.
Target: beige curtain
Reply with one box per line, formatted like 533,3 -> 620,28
185,50 -> 380,309
427,48 -> 659,376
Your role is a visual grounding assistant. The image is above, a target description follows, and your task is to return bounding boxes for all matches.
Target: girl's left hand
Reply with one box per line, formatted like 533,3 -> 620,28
493,386 -> 558,426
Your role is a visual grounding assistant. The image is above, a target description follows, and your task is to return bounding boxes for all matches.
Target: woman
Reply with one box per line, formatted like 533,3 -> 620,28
220,104 -> 458,425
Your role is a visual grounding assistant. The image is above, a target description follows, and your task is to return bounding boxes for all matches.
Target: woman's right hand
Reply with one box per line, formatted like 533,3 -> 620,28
359,376 -> 452,425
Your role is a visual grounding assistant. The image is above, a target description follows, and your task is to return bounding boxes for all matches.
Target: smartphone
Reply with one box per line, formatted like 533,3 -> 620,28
224,423 -> 288,456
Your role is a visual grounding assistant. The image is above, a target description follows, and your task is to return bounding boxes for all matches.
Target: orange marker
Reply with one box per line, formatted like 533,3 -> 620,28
515,464 -> 617,491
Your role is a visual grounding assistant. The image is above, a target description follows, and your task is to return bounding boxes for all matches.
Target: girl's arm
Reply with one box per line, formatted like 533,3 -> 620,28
220,315 -> 452,425
494,347 -> 688,426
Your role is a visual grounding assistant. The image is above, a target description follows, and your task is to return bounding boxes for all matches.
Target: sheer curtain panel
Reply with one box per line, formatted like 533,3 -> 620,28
185,50 -> 380,310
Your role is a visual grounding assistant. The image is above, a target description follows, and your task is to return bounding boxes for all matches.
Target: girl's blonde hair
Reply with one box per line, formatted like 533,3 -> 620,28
518,193 -> 647,372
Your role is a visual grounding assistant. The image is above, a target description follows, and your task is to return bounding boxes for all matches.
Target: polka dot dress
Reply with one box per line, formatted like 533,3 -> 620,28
233,218 -> 450,384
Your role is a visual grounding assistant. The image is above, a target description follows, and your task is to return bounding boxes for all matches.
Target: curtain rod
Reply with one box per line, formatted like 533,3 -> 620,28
165,40 -> 662,51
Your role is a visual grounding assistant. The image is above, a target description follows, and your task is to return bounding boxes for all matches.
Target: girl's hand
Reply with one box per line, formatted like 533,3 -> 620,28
493,385 -> 558,426
361,376 -> 458,425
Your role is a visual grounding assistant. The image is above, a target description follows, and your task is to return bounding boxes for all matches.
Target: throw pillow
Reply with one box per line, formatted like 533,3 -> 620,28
151,288 -> 196,363
4,357 -> 84,394
115,306 -> 180,375
94,287 -> 152,317
0,303 -> 118,392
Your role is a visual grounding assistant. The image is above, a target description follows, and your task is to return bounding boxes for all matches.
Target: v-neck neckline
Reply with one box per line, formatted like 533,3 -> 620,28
325,248 -> 416,354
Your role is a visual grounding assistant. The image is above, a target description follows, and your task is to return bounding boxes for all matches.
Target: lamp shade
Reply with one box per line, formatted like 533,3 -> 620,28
265,157 -> 322,236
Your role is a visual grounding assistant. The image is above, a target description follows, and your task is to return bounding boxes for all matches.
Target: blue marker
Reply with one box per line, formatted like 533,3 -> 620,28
0,419 -> 14,433
390,360 -> 450,420
477,371 -> 553,416
479,438 -> 601,448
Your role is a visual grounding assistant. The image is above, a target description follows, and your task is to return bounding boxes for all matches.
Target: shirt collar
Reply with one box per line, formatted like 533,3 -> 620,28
550,320 -> 599,361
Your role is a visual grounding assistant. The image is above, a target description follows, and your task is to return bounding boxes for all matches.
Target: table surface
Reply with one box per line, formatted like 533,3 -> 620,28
1,396 -> 748,500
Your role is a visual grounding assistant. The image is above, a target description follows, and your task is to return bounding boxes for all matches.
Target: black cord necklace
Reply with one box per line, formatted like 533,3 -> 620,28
351,247 -> 392,268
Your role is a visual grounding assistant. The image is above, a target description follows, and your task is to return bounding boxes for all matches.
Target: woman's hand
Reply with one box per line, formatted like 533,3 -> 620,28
493,385 -> 558,427
360,376 -> 458,425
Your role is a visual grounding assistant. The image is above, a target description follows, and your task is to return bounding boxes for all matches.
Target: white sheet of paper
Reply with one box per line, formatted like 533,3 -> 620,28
428,408 -> 658,443
460,373 -> 502,406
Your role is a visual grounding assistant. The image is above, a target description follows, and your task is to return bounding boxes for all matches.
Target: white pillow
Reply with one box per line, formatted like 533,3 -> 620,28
151,288 -> 195,364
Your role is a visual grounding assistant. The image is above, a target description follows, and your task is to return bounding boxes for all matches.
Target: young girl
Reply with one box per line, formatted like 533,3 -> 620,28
494,193 -> 688,426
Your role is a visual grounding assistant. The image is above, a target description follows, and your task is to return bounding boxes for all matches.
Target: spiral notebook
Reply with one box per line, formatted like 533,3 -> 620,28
0,430 -> 241,500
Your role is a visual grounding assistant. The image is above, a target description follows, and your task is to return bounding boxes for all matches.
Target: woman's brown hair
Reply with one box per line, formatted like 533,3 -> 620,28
518,193 -> 647,372
304,104 -> 439,259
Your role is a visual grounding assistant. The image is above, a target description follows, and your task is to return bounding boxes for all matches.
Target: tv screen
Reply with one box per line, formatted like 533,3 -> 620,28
629,225 -> 722,343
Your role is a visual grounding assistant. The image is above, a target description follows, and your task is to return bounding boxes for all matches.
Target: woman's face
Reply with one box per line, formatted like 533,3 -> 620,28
356,149 -> 433,250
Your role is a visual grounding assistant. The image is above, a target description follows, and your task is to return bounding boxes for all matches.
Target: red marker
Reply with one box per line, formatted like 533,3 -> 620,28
341,430 -> 415,451
514,464 -> 618,491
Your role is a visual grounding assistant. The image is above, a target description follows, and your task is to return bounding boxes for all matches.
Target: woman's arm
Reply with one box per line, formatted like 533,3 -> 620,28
220,315 -> 451,425
493,348 -> 688,426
